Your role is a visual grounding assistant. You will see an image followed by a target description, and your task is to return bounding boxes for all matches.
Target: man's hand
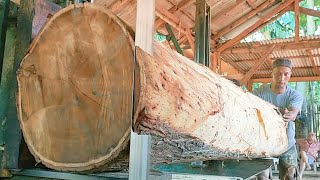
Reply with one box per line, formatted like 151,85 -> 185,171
279,107 -> 299,122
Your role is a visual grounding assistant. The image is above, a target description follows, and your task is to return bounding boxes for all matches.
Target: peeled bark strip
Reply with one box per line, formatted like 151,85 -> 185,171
17,3 -> 288,172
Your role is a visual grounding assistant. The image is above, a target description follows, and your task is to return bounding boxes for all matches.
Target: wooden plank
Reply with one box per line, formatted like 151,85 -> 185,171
240,46 -> 275,84
109,0 -> 132,14
251,76 -> 320,83
294,0 -> 300,43
300,7 -> 320,17
217,0 -> 294,53
135,0 -> 155,54
306,49 -> 320,76
212,0 -> 277,40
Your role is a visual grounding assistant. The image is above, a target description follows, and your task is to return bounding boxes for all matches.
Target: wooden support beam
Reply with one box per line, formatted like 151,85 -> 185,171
306,49 -> 320,76
222,39 -> 320,54
217,0 -> 294,53
247,81 -> 253,92
246,0 -> 257,9
251,76 -> 320,83
294,0 -> 300,43
221,56 -> 246,74
212,0 -> 277,40
186,28 -> 195,55
240,46 -> 275,84
211,51 -> 219,73
155,0 -> 194,29
178,35 -> 187,44
299,7 -> 320,17
155,5 -> 188,34
109,0 -> 132,14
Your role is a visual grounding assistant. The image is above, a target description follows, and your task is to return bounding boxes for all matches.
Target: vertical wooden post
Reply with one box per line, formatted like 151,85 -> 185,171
211,51 -> 220,73
129,0 -> 154,179
3,0 -> 34,169
294,0 -> 300,43
247,81 -> 253,92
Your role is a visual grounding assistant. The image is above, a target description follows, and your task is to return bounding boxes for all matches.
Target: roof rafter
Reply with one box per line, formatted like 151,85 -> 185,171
300,7 -> 320,17
155,0 -> 194,29
240,45 -> 275,84
155,5 -> 189,34
109,0 -> 132,13
217,0 -> 294,53
212,0 -> 277,40
221,57 -> 246,74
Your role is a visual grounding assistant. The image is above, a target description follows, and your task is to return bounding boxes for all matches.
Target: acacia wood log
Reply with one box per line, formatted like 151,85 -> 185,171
17,3 -> 288,172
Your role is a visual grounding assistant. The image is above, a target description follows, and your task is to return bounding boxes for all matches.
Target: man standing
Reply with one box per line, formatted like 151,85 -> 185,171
253,58 -> 303,180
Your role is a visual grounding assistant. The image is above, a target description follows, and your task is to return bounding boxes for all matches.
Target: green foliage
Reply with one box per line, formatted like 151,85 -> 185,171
260,0 -> 320,39
305,81 -> 320,105
260,11 -> 295,39
252,83 -> 263,90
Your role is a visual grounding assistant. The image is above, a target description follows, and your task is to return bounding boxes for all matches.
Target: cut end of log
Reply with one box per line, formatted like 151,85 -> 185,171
17,3 -> 134,171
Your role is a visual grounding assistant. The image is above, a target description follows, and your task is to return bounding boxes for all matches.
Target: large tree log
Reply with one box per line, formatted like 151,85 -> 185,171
17,3 -> 288,172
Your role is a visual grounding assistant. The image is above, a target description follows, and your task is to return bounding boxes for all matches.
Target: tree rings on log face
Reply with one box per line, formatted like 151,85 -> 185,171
17,3 -> 134,171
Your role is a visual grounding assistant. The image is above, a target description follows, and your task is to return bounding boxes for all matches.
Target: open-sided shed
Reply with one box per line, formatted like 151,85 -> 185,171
90,0 -> 320,87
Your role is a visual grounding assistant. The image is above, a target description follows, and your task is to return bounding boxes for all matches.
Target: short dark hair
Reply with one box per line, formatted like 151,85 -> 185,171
272,58 -> 292,69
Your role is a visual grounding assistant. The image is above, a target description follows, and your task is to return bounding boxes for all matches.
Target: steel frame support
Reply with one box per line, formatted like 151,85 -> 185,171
0,0 -> 10,83
194,0 -> 210,67
165,23 -> 184,55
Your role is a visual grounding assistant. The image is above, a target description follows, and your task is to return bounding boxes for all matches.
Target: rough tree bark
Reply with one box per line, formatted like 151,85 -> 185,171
17,3 -> 288,172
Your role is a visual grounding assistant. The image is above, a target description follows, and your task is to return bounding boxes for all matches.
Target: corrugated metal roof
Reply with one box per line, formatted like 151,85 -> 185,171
221,35 -> 320,81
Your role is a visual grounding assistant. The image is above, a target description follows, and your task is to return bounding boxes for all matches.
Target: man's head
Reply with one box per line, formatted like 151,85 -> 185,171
307,132 -> 317,142
271,58 -> 292,90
